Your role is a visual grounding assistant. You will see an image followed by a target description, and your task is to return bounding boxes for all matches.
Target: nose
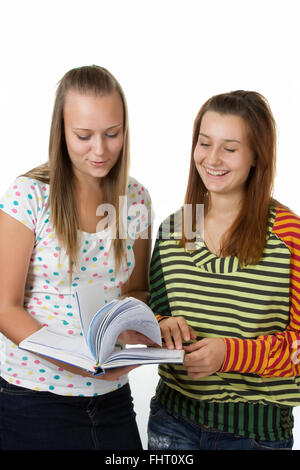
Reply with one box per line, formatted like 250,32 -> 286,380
206,146 -> 222,166
93,135 -> 105,156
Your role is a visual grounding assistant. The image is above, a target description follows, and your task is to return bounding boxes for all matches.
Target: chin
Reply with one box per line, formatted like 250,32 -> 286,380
90,166 -> 112,177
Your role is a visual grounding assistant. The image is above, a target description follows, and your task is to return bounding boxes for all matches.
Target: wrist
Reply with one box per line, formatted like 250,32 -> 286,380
155,314 -> 170,323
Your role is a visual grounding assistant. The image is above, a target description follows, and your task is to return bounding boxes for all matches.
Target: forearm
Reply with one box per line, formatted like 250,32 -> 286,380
0,305 -> 130,380
0,307 -> 82,374
0,305 -> 42,345
221,329 -> 300,377
0,307 -> 93,378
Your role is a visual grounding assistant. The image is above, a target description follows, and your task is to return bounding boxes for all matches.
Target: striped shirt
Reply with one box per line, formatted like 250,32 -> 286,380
149,207 -> 300,440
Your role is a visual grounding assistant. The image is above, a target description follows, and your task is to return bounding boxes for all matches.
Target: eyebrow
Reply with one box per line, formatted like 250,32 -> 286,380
199,132 -> 241,144
74,123 -> 123,131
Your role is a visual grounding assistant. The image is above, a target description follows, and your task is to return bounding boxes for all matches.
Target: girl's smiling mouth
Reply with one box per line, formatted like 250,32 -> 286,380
204,166 -> 230,176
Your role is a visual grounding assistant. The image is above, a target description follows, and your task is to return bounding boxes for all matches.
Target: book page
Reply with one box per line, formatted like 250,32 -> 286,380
74,282 -> 107,340
87,297 -> 124,357
19,326 -> 95,362
103,347 -> 185,368
97,301 -> 162,364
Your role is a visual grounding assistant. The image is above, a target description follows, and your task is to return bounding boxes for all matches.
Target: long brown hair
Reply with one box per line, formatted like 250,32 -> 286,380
182,90 -> 284,266
23,65 -> 130,273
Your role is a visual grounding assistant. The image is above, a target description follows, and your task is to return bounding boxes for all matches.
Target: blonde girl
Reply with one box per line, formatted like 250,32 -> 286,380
0,65 -> 152,450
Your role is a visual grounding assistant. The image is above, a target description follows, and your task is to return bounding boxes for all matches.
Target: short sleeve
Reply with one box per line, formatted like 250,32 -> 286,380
0,177 -> 46,233
126,177 -> 153,240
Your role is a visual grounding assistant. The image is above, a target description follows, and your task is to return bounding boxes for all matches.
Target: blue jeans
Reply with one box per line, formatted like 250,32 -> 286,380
0,377 -> 142,450
148,397 -> 294,451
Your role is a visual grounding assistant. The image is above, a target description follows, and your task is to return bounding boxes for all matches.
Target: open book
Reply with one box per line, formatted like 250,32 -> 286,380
19,284 -> 184,375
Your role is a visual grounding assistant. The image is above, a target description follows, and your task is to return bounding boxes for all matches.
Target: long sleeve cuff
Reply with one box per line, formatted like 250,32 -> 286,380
220,337 -> 271,375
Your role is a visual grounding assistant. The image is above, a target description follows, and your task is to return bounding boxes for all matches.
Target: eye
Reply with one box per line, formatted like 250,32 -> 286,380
225,148 -> 236,153
76,134 -> 91,141
105,132 -> 119,138
200,142 -> 210,147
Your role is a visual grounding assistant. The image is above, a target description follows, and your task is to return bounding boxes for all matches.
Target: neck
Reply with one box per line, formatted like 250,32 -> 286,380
73,172 -> 103,203
206,191 -> 245,219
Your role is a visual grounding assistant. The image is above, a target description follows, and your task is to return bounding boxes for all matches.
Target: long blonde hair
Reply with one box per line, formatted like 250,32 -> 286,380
23,65 -> 130,273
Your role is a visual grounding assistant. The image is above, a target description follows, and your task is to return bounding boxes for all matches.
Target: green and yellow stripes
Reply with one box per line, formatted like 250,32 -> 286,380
149,244 -> 170,318
157,363 -> 300,404
156,380 -> 293,441
153,239 -> 290,341
148,207 -> 300,413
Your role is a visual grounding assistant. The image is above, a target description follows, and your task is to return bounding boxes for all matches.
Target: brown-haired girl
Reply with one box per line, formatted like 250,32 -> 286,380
148,91 -> 300,450
0,65 -> 152,449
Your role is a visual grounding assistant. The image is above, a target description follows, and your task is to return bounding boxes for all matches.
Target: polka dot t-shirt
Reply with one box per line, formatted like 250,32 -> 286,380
0,175 -> 152,396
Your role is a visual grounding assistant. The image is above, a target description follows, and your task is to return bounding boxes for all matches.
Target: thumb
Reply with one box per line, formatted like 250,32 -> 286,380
184,338 -> 208,353
184,338 -> 209,352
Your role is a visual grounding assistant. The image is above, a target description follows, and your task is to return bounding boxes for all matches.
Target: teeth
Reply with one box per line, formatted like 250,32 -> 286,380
206,168 -> 228,176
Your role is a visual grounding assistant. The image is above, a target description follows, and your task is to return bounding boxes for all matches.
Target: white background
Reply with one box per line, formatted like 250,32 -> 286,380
1,0 -> 300,449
